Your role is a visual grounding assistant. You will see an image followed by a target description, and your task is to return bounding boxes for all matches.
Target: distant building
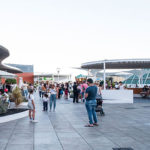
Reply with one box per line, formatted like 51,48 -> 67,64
6,64 -> 34,84
6,64 -> 33,73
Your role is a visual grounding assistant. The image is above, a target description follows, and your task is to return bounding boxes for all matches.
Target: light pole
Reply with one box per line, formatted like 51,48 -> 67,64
56,68 -> 60,83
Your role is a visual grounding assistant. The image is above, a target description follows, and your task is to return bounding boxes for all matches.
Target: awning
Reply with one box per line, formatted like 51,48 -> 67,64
81,59 -> 150,69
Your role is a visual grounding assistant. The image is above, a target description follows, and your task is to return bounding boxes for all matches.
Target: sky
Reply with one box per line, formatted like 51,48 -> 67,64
0,0 -> 150,75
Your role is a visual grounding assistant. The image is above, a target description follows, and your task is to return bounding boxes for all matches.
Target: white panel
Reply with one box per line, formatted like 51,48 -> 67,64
102,90 -> 133,103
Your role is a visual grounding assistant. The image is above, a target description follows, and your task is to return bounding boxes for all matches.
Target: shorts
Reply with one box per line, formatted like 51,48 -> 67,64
28,103 -> 34,110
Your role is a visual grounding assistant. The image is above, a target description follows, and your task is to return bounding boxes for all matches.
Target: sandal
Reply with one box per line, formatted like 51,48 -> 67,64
93,123 -> 99,126
85,124 -> 94,127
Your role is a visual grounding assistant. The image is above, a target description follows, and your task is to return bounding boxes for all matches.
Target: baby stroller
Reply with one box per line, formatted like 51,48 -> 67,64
95,95 -> 105,116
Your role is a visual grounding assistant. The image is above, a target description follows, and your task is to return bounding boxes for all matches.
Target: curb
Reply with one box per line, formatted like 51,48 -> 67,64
0,110 -> 28,124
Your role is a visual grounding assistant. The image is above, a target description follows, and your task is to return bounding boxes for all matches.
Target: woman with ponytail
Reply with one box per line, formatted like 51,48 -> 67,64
28,90 -> 37,122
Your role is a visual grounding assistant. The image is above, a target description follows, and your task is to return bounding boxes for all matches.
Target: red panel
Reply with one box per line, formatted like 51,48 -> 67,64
16,73 -> 34,84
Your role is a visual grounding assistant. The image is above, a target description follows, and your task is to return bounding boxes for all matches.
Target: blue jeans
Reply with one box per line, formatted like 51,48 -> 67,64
85,100 -> 97,124
24,90 -> 28,98
50,94 -> 56,110
39,91 -> 42,97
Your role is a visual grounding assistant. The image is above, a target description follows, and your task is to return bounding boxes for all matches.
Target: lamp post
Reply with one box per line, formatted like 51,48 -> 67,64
56,68 -> 60,83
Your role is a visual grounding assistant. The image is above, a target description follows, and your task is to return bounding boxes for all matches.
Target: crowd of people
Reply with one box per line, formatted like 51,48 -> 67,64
26,79 -> 103,126
0,79 -> 132,126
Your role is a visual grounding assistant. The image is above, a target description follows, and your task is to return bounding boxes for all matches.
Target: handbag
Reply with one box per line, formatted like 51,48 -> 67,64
96,94 -> 102,100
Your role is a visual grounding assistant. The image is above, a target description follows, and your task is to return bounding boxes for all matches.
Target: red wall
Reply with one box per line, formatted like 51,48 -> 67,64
16,73 -> 34,84
1,78 -> 5,84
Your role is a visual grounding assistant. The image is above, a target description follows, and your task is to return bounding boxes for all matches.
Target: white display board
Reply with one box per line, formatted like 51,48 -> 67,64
101,90 -> 133,103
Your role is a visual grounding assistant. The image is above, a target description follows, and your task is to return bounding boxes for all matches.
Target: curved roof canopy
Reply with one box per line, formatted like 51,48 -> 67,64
81,59 -> 150,70
0,45 -> 23,73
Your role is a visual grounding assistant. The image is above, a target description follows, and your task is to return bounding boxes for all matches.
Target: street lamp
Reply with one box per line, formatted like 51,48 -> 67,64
56,68 -> 60,83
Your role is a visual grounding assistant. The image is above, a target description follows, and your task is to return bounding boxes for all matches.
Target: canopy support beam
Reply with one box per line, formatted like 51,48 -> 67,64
103,61 -> 106,90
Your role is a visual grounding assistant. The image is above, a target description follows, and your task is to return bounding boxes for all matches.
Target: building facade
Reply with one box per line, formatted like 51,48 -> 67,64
6,64 -> 34,84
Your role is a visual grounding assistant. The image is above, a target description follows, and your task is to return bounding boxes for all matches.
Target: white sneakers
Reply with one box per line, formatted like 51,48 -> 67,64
29,118 -> 38,123
32,120 -> 38,123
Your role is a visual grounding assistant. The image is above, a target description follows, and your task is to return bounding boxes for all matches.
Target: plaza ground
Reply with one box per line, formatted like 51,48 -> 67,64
0,93 -> 150,150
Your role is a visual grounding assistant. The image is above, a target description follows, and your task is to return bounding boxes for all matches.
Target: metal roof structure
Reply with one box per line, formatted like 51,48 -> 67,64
81,59 -> 150,90
0,45 -> 22,73
81,59 -> 150,69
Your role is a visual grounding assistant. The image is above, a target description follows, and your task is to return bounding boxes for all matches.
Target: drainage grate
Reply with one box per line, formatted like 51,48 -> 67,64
113,148 -> 134,150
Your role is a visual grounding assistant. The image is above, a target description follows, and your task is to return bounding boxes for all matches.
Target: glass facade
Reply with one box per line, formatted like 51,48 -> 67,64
6,64 -> 34,73
123,73 -> 150,85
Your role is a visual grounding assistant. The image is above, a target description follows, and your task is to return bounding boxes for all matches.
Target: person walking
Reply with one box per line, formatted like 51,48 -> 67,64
22,81 -> 28,98
81,81 -> 88,103
64,83 -> 69,99
27,90 -> 37,122
43,93 -> 48,111
41,84 -> 46,98
73,82 -> 78,103
49,84 -> 57,112
38,83 -> 42,98
85,78 -> 98,127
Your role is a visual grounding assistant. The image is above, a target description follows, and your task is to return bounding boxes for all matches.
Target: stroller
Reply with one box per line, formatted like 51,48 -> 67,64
95,96 -> 105,116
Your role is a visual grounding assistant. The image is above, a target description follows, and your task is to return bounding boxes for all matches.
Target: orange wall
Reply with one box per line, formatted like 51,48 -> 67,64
16,73 -> 34,84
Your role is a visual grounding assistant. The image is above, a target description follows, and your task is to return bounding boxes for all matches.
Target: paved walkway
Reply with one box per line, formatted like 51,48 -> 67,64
0,93 -> 150,150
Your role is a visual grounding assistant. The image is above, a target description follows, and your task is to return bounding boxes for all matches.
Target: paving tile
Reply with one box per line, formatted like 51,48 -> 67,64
61,137 -> 89,145
91,144 -> 117,150
34,144 -> 62,150
57,132 -> 80,138
9,133 -> 33,144
1,95 -> 150,150
85,136 -> 115,145
0,144 -> 6,150
34,136 -> 59,145
62,144 -> 91,150
5,144 -> 33,150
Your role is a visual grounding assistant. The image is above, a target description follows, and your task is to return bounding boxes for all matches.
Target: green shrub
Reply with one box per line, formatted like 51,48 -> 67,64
5,79 -> 17,84
112,82 -> 115,88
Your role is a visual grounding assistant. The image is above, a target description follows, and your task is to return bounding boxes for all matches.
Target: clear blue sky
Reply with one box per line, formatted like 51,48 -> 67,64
0,0 -> 150,74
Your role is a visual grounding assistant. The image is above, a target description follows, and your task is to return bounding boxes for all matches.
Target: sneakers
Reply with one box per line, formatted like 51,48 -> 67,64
32,120 -> 38,123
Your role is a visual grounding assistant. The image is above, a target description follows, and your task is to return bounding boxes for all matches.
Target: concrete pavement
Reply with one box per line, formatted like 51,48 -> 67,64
0,93 -> 150,150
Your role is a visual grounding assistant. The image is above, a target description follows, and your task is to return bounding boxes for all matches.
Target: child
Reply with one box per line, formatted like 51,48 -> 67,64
28,90 -> 37,122
43,93 -> 48,111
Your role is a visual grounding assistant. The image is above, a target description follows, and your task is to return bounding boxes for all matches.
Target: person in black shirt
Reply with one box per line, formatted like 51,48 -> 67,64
73,82 -> 78,103
85,78 -> 98,127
